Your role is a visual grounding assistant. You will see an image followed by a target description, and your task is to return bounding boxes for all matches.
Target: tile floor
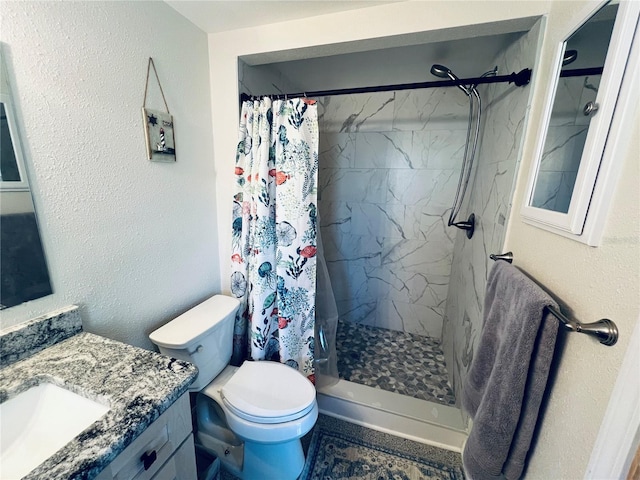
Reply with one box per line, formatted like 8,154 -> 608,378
336,319 -> 457,406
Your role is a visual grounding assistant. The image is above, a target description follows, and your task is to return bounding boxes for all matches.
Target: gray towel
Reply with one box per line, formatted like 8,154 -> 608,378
462,261 -> 559,480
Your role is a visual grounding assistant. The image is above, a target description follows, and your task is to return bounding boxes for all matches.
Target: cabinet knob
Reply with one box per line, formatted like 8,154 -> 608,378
583,101 -> 599,116
140,450 -> 157,470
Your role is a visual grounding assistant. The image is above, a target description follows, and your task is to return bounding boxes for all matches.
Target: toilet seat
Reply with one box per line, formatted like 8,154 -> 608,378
221,397 -> 316,424
221,361 -> 316,424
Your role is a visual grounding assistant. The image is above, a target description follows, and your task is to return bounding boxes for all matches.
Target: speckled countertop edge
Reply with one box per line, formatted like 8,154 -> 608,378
0,305 -> 82,367
0,332 -> 198,480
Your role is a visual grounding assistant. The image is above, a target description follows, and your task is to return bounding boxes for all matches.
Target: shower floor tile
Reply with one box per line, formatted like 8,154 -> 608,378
336,320 -> 456,406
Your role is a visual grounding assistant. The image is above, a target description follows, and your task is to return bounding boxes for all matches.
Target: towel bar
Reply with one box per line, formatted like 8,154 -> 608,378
489,252 -> 513,263
545,305 -> 618,346
490,252 -> 619,346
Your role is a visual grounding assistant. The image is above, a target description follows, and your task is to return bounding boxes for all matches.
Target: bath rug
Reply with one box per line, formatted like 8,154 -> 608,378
301,417 -> 465,480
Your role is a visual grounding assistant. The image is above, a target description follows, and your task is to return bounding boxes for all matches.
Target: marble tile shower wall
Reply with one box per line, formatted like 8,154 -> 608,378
317,90 -> 469,339
532,75 -> 600,213
442,23 -> 541,409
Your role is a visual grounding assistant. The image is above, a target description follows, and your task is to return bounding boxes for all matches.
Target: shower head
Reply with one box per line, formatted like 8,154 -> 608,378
562,49 -> 578,66
430,64 -> 470,95
430,64 -> 452,78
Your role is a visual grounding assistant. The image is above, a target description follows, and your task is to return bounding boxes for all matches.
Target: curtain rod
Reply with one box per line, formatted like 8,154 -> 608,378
559,66 -> 604,78
240,68 -> 533,102
239,66 -> 605,102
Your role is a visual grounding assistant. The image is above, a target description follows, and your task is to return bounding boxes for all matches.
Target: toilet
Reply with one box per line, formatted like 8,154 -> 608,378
149,295 -> 318,480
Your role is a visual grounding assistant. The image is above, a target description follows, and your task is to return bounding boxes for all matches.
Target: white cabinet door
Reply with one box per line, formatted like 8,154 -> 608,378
95,394 -> 196,480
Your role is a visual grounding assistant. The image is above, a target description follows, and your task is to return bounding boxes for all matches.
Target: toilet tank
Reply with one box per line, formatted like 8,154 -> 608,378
149,295 -> 240,391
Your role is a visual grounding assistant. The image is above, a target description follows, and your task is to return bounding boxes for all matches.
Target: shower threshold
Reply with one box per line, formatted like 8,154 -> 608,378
316,379 -> 468,452
317,320 -> 467,451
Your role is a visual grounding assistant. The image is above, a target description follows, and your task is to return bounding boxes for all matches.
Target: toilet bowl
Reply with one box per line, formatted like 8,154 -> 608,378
198,362 -> 318,479
149,295 -> 318,480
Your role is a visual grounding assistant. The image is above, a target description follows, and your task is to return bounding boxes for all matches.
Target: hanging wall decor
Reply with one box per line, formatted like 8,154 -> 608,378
142,57 -> 176,162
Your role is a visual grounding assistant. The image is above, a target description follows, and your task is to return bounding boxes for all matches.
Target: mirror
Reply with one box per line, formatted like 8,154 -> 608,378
1,103 -> 25,184
531,3 -> 617,213
522,0 -> 638,240
0,48 -> 53,309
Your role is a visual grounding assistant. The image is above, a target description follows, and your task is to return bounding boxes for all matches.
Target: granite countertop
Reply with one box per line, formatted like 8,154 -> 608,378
0,330 -> 197,480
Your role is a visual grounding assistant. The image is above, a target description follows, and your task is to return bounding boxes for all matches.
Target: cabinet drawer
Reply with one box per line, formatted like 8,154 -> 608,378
102,394 -> 192,480
151,434 -> 197,480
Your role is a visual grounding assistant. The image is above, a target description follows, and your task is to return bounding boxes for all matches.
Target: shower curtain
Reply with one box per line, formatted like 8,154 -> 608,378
230,97 -> 319,381
314,222 -> 340,388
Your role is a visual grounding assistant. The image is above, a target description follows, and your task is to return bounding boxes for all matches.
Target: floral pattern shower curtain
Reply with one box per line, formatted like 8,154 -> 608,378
230,97 -> 318,381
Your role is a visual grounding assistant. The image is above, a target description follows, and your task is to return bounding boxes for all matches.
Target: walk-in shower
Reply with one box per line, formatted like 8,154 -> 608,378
309,49 -> 536,446
239,24 -> 541,447
313,62 -> 504,410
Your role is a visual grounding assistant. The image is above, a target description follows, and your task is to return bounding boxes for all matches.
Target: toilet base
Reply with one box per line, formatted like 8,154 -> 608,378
240,438 -> 305,480
197,432 -> 305,480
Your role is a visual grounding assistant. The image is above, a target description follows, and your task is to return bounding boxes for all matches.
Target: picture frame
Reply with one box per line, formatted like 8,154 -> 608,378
142,107 -> 176,162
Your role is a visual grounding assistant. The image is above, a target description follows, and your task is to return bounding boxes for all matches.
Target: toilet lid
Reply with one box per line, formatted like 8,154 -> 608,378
221,361 -> 316,423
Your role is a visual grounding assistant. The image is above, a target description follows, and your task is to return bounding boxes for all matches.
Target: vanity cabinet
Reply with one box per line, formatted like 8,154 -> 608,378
95,393 -> 197,480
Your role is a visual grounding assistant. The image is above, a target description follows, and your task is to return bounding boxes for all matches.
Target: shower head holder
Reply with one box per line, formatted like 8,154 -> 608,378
451,213 -> 475,239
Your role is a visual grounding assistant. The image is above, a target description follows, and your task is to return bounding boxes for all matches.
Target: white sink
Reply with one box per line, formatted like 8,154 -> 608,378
0,383 -> 110,479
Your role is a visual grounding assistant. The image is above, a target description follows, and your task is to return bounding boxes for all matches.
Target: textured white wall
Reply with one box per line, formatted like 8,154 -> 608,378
0,1 -> 220,350
505,1 -> 640,478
